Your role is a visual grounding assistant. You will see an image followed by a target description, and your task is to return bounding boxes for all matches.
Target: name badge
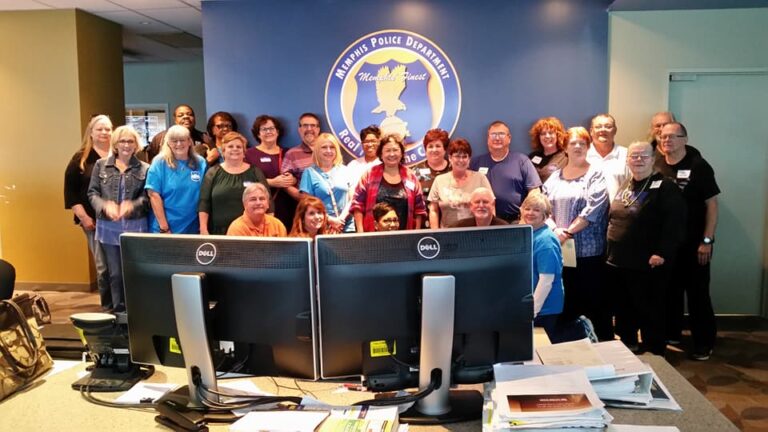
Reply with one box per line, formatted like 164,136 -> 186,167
191,171 -> 201,182
677,170 -> 691,179
404,180 -> 416,191
650,180 -> 662,189
419,168 -> 431,177
531,156 -> 542,165
478,167 -> 489,175
260,157 -> 271,163
243,181 -> 253,188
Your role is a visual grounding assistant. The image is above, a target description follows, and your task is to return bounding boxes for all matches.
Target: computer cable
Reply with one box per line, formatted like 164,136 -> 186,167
353,369 -> 441,407
78,365 -> 157,409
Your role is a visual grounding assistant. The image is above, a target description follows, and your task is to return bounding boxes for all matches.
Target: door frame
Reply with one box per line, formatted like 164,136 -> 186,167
665,68 -> 768,318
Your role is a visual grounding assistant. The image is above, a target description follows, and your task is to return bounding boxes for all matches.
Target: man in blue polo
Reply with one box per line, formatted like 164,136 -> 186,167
470,121 -> 541,222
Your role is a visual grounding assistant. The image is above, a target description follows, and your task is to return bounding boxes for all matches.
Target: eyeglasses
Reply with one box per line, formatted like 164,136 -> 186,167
380,218 -> 399,224
300,123 -> 319,129
260,127 -> 276,133
117,139 -> 136,144
489,132 -> 508,139
362,139 -> 379,145
628,154 -> 652,161
660,134 -> 686,140
214,123 -> 233,130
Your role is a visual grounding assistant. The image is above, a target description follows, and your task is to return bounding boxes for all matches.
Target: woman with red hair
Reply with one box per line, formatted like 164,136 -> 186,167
528,117 -> 567,183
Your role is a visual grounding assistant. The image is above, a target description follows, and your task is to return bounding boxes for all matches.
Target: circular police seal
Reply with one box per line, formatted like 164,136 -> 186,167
416,236 -> 441,260
325,29 -> 461,166
195,243 -> 217,266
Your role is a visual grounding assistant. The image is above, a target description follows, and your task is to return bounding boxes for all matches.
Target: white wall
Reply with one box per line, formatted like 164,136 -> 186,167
123,60 -> 207,129
608,8 -> 768,143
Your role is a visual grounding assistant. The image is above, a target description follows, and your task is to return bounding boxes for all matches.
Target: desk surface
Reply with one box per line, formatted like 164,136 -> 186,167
0,354 -> 737,432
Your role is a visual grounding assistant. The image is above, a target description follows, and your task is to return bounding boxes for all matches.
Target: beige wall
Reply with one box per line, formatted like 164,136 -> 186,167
0,10 -> 123,290
607,8 -> 768,143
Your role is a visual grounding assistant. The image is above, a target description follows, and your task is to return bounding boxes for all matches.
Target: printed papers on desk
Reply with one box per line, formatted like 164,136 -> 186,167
535,339 -> 680,410
486,364 -> 612,430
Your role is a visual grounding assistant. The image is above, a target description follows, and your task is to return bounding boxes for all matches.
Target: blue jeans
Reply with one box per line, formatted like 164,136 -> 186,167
100,243 -> 125,312
534,314 -> 587,344
83,227 -> 111,309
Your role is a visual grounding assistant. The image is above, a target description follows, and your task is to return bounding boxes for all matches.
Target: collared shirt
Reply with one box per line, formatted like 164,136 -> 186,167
586,143 -> 628,202
281,142 -> 314,182
226,212 -> 287,237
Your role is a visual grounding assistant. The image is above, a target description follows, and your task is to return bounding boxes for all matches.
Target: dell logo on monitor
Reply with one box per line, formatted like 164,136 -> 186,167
195,243 -> 217,265
416,236 -> 440,260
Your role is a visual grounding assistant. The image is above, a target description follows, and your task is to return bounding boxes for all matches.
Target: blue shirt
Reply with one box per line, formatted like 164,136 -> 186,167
532,225 -> 564,316
145,155 -> 206,234
470,151 -> 541,220
300,164 -> 354,231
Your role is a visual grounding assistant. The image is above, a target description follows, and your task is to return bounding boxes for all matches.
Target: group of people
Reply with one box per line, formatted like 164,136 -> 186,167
64,105 -> 719,361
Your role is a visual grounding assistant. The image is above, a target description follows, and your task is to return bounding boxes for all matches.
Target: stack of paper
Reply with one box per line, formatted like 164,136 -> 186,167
536,339 -> 680,410
317,406 -> 402,432
486,364 -> 612,430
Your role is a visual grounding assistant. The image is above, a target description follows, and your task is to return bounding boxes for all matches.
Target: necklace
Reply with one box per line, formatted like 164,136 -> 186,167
620,175 -> 652,207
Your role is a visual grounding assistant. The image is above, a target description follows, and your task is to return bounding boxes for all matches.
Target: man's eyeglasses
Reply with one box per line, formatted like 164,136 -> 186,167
489,132 -> 508,139
660,134 -> 685,140
300,123 -> 319,129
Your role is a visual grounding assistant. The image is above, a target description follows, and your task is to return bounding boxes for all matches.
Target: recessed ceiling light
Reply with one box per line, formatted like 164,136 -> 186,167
140,21 -> 152,25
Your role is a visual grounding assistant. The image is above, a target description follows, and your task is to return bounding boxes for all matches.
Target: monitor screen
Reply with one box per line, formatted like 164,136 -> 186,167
121,234 -> 317,380
314,225 -> 533,385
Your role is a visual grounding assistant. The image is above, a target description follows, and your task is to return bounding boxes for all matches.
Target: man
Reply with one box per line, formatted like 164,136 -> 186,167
655,122 -> 719,361
586,114 -> 627,202
226,183 -> 287,237
142,104 -> 211,162
649,111 -> 700,158
282,113 -> 321,202
470,121 -> 541,222
452,188 -> 508,227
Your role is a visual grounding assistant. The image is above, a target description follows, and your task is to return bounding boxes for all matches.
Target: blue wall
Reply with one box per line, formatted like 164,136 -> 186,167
202,0 -> 610,156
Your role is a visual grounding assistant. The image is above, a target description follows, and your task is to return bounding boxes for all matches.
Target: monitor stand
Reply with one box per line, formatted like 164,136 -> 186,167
399,274 -> 484,425
164,272 -> 220,408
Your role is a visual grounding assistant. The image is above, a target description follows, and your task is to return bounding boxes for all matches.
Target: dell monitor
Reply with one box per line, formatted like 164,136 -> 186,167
314,225 -> 533,424
121,234 -> 318,391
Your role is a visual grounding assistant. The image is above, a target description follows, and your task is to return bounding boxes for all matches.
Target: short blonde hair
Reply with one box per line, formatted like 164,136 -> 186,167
220,131 -> 248,160
312,133 -> 343,167
110,125 -> 141,156
520,193 -> 552,217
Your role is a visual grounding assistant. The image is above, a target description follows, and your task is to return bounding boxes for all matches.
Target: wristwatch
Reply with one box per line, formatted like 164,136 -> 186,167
702,236 -> 714,245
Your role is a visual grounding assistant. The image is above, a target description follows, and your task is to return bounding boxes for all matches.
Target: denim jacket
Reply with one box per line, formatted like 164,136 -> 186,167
88,154 -> 150,220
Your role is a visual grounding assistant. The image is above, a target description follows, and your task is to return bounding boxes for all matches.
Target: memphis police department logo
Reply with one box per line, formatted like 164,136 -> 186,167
325,30 -> 461,165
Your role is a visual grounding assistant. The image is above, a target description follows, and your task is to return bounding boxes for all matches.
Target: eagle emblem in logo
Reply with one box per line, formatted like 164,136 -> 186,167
325,30 -> 461,165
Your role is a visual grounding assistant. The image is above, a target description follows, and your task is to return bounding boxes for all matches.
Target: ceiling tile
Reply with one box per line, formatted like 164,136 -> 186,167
97,9 -> 177,33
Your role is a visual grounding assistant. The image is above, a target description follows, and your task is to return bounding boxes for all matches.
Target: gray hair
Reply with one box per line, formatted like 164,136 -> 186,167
470,187 -> 496,202
242,182 -> 270,202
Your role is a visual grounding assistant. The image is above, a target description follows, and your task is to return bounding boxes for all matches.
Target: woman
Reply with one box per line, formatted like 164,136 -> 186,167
346,125 -> 382,185
607,141 -> 685,355
528,117 -> 567,183
542,126 -> 611,340
412,128 -> 451,227
245,115 -> 297,228
521,194 -> 596,343
351,134 -> 427,232
290,195 -> 330,238
199,131 -> 269,235
428,138 -> 491,228
203,111 -> 238,166
64,114 -> 112,310
373,202 -> 400,232
145,125 -> 207,234
87,126 -> 150,312
227,183 -> 286,237
299,133 -> 354,232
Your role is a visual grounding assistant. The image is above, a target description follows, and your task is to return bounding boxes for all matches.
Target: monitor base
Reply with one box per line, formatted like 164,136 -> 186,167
399,389 -> 483,425
71,364 -> 144,392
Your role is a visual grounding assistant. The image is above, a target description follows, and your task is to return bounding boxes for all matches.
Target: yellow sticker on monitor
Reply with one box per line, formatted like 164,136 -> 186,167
169,337 -> 181,354
370,340 -> 395,358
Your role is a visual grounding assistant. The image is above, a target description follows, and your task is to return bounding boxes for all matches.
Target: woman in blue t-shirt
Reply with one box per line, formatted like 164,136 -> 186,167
520,193 -> 597,343
145,125 -> 207,234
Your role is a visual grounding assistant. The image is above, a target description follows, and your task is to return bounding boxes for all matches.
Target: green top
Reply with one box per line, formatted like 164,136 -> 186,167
198,165 -> 268,234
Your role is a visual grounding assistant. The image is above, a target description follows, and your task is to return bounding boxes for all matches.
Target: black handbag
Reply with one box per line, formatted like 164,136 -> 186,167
0,293 -> 54,401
